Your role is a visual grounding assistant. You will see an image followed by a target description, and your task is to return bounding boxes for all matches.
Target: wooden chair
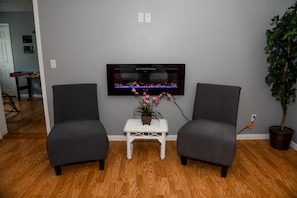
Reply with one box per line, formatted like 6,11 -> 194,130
2,93 -> 20,116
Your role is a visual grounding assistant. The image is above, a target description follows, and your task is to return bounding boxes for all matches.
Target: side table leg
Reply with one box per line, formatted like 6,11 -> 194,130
15,77 -> 21,101
160,133 -> 166,160
27,78 -> 32,100
126,132 -> 133,159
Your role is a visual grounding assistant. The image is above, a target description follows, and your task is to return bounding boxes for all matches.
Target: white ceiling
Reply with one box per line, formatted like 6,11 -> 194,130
0,0 -> 32,12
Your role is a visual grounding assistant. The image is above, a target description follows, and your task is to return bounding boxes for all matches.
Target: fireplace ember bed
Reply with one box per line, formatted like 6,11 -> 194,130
107,64 -> 185,96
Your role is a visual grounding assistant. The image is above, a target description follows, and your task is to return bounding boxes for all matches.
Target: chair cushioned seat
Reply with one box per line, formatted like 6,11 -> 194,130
176,83 -> 241,177
47,120 -> 108,166
177,119 -> 236,166
46,84 -> 109,175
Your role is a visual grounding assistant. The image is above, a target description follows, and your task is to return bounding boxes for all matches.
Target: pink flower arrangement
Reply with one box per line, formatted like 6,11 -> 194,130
132,88 -> 172,119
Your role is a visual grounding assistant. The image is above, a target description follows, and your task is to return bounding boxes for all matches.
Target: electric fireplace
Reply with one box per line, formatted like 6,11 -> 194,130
107,64 -> 185,95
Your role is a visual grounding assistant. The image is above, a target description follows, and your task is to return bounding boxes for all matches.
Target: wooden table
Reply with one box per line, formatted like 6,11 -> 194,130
10,72 -> 40,101
123,119 -> 169,160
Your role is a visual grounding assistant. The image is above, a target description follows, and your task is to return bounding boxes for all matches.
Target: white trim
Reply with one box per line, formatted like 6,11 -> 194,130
0,85 -> 7,139
20,94 -> 43,98
108,134 -> 271,141
108,135 -> 126,141
165,135 -> 178,141
290,141 -> 297,151
108,135 -> 178,141
236,134 -> 269,140
107,134 -> 297,151
32,0 -> 51,134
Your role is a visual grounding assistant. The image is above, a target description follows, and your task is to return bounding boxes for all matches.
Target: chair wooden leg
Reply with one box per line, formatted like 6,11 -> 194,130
54,166 -> 61,176
180,156 -> 188,165
99,159 -> 105,170
221,165 -> 228,177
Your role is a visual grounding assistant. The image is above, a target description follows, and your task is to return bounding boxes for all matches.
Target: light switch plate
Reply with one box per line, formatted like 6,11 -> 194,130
138,13 -> 144,22
50,59 -> 56,68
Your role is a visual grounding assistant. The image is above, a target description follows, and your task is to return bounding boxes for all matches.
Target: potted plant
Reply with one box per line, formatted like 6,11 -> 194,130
131,88 -> 173,125
264,1 -> 297,150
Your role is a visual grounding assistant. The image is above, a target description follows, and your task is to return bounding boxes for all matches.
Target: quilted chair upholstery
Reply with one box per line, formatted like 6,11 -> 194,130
46,84 -> 109,175
177,83 -> 241,177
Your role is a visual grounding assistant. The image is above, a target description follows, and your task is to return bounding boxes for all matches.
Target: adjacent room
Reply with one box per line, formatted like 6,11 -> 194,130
0,0 -> 46,137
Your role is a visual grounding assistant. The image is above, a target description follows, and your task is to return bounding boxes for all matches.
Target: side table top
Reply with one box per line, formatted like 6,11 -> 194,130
124,119 -> 168,133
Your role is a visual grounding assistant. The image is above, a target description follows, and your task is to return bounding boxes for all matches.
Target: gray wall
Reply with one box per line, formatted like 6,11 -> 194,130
0,12 -> 41,93
0,12 -> 38,72
0,1 -> 33,12
37,0 -> 297,144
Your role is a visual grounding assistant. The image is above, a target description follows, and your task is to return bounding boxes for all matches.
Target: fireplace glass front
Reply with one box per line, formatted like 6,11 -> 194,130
107,64 -> 185,95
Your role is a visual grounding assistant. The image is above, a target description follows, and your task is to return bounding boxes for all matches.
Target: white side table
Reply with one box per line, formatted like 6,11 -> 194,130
123,119 -> 169,160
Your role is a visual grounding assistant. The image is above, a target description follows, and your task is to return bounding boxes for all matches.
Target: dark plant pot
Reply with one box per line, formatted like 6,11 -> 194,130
269,126 -> 294,150
141,116 -> 152,125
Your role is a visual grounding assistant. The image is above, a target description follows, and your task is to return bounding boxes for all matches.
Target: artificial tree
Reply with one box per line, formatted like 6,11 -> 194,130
264,1 -> 297,149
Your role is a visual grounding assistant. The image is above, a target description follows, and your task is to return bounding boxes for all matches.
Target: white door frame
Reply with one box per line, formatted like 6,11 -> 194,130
32,0 -> 50,134
0,84 -> 7,139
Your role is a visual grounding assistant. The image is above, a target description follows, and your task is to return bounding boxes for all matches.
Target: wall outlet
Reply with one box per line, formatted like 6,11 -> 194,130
251,114 -> 257,122
145,13 -> 151,23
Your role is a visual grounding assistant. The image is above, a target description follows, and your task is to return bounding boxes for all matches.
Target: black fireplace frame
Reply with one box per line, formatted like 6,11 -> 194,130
107,64 -> 185,96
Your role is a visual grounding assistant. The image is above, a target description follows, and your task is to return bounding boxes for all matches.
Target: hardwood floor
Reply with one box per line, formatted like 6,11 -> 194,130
0,139 -> 296,197
2,96 -> 47,138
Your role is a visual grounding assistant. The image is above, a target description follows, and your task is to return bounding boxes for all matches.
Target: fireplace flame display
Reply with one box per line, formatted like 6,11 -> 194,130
107,64 -> 185,95
114,81 -> 178,88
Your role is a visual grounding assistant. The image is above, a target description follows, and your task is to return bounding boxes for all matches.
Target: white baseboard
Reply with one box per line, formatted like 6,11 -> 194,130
107,135 -> 178,141
107,135 -> 126,141
107,134 -> 271,141
107,134 -> 297,151
20,93 -> 42,98
290,141 -> 297,150
236,134 -> 269,140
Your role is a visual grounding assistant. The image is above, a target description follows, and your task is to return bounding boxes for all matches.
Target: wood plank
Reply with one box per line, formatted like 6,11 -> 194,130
3,97 -> 46,137
0,139 -> 296,197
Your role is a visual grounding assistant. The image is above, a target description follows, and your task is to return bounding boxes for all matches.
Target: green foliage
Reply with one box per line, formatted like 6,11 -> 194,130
132,89 -> 172,120
134,104 -> 163,119
264,1 -> 297,130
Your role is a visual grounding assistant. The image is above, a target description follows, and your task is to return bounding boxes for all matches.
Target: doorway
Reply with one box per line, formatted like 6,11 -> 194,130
0,18 -> 46,137
0,0 -> 50,138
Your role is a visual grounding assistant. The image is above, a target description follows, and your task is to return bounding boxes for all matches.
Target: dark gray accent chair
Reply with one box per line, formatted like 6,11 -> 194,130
46,84 -> 109,175
177,83 -> 241,177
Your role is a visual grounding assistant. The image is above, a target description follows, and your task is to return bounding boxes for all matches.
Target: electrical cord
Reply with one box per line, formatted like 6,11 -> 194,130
171,95 -> 190,122
237,116 -> 256,135
171,93 -> 256,133
170,95 -> 257,129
